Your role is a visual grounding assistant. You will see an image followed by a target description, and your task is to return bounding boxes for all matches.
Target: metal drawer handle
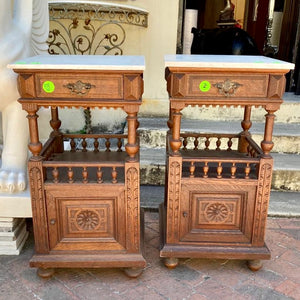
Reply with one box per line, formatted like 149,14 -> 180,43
214,79 -> 242,97
64,80 -> 96,95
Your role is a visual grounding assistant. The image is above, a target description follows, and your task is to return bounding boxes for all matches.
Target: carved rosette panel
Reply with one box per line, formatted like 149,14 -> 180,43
253,162 -> 273,245
167,160 -> 181,242
204,202 -> 229,223
67,208 -> 108,233
126,166 -> 139,251
28,162 -> 49,253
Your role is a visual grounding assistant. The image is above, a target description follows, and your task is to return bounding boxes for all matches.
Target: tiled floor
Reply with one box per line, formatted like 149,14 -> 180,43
0,213 -> 299,300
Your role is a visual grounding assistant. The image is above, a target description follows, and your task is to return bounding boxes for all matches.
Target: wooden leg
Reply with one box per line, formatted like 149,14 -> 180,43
164,257 -> 179,269
37,268 -> 55,279
247,259 -> 263,271
123,267 -> 144,278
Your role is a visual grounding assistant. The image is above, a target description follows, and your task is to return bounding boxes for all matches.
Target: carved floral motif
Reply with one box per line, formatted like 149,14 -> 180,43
76,210 -> 100,230
205,203 -> 229,223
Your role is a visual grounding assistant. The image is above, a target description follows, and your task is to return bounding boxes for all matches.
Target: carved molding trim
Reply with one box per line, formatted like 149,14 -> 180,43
126,166 -> 139,251
167,160 -> 181,242
253,162 -> 273,245
29,164 -> 48,253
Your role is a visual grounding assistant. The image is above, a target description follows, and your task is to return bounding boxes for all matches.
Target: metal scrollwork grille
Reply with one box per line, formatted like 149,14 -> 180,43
47,2 -> 148,55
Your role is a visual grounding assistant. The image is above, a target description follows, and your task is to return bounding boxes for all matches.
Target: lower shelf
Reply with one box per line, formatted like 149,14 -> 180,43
160,244 -> 271,260
30,253 -> 146,269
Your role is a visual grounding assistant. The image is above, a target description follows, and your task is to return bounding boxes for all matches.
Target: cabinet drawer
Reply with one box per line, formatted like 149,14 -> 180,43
170,73 -> 269,98
36,74 -> 123,99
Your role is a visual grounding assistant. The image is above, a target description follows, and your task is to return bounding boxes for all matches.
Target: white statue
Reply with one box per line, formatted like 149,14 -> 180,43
0,0 -> 49,193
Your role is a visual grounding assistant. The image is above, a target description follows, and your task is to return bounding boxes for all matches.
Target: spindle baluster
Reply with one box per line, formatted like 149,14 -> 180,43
227,137 -> 233,151
245,163 -> 250,179
216,137 -> 221,151
117,138 -> 123,152
217,162 -> 223,178
189,161 -> 195,178
68,167 -> 74,183
111,166 -> 117,183
94,138 -> 99,153
183,137 -> 188,150
97,167 -> 103,183
193,137 -> 199,150
203,162 -> 209,178
231,163 -> 236,178
82,166 -> 88,183
205,137 -> 210,150
82,138 -> 87,152
52,167 -> 59,183
70,138 -> 76,152
105,138 -> 111,152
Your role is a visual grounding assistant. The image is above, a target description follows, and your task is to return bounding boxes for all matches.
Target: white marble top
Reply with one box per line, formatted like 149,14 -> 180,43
165,55 -> 295,70
8,55 -> 145,71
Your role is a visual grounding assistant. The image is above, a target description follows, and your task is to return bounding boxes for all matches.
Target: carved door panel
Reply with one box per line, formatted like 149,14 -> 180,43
179,181 -> 257,245
45,185 -> 126,252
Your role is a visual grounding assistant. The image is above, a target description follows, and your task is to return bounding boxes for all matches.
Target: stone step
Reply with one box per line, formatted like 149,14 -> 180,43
139,92 -> 300,123
140,148 -> 300,191
138,118 -> 300,154
140,186 -> 300,217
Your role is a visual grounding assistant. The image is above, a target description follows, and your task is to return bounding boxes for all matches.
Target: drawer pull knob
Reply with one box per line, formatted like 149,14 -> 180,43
64,80 -> 95,96
50,219 -> 56,225
214,79 -> 242,97
183,212 -> 188,218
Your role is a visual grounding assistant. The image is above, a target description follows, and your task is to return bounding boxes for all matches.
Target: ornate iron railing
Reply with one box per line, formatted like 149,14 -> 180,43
47,1 -> 148,55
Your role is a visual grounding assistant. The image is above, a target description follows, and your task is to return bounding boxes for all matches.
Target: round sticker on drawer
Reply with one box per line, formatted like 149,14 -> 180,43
42,81 -> 55,93
199,81 -> 211,92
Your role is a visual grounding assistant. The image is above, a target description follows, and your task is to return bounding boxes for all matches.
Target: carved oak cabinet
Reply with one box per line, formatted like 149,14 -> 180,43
160,55 -> 294,271
9,55 -> 146,278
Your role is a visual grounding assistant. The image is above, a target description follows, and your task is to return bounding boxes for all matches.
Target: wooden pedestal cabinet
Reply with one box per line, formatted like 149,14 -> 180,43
160,55 -> 294,271
9,55 -> 146,278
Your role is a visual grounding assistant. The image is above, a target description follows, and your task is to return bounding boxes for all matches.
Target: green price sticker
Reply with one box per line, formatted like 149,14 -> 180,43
42,81 -> 55,93
199,80 -> 211,92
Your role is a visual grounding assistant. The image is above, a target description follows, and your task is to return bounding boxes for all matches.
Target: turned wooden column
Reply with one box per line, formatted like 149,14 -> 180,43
50,107 -> 61,136
170,109 -> 182,155
261,109 -> 277,156
23,104 -> 42,157
125,106 -> 139,161
50,107 -> 64,153
238,105 -> 252,153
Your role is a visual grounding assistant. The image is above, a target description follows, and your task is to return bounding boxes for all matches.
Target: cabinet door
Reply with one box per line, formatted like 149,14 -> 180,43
179,181 -> 257,245
45,185 -> 126,252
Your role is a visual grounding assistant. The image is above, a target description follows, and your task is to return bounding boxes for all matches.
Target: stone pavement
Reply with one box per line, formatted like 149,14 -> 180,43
0,212 -> 299,300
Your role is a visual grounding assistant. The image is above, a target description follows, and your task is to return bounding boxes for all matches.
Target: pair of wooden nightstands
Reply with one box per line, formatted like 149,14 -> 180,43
9,55 -> 293,277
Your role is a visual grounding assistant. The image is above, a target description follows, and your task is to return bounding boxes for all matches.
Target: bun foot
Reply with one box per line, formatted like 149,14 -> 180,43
247,260 -> 263,271
124,267 -> 144,278
164,257 -> 179,269
37,268 -> 55,278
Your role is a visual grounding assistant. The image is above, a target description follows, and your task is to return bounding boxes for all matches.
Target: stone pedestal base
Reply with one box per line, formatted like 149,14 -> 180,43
0,217 -> 29,255
0,189 -> 31,255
